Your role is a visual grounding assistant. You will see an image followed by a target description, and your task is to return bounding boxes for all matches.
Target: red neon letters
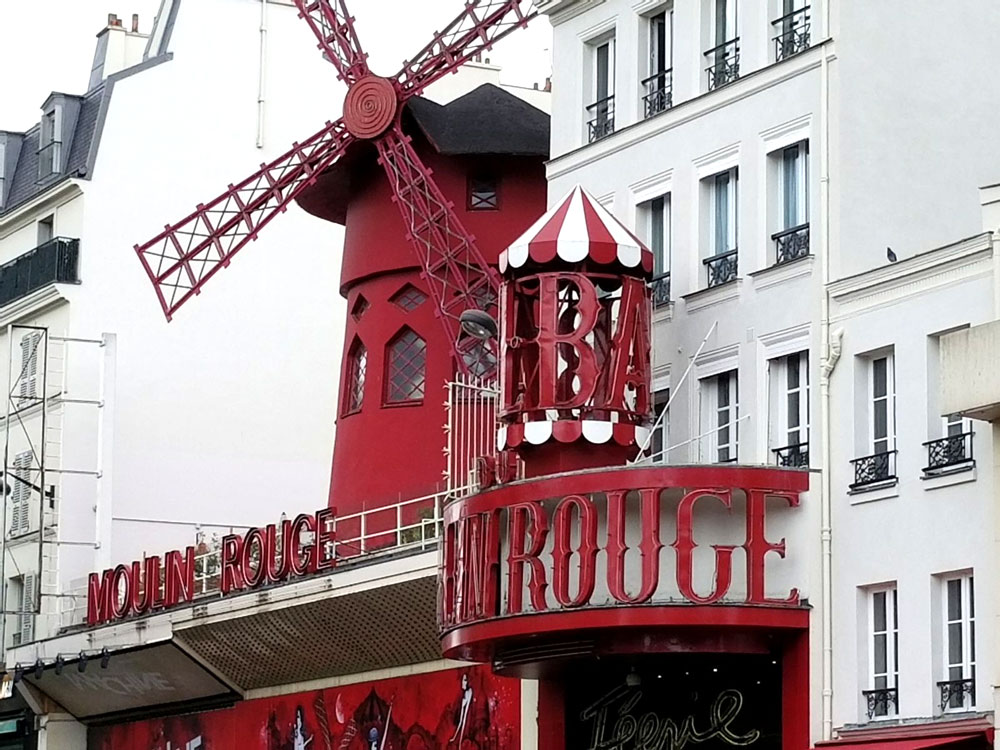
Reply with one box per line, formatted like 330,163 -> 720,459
441,482 -> 802,629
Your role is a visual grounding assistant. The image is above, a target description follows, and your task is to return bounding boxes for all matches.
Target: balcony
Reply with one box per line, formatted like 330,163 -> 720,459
862,687 -> 897,719
703,249 -> 738,288
773,223 -> 810,265
923,432 -> 974,475
586,95 -> 615,143
938,677 -> 975,712
0,237 -> 80,309
850,450 -> 897,490
705,38 -> 740,91
642,70 -> 673,119
773,442 -> 809,468
773,6 -> 811,62
650,271 -> 671,309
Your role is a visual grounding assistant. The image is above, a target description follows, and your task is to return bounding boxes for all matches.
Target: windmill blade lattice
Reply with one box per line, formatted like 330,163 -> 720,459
133,0 -> 538,378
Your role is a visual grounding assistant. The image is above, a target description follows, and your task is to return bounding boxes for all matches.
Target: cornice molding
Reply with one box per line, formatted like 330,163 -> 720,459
682,279 -> 742,313
0,284 -> 70,329
539,0 -> 606,26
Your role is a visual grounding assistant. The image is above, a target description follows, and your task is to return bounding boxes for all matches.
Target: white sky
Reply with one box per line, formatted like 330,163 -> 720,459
0,0 -> 552,132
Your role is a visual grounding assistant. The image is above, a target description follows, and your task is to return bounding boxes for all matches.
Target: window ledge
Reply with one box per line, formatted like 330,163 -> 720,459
848,480 -> 899,505
749,254 -> 814,291
381,400 -> 425,409
652,301 -> 674,322
921,463 -> 976,490
681,278 -> 741,313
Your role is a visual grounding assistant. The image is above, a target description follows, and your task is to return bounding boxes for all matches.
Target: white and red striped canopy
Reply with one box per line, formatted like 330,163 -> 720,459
499,186 -> 654,275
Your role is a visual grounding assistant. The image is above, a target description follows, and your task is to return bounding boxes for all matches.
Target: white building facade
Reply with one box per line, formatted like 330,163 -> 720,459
538,0 -> 1000,744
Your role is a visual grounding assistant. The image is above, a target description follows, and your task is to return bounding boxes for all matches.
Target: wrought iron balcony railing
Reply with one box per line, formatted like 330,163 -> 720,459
703,249 -> 738,288
938,677 -> 975,712
862,687 -> 897,719
773,442 -> 809,468
850,450 -> 897,489
773,223 -> 810,265
586,95 -> 615,143
705,38 -> 740,90
923,432 -> 974,474
0,237 -> 80,309
642,69 -> 673,118
773,6 -> 812,61
650,271 -> 671,308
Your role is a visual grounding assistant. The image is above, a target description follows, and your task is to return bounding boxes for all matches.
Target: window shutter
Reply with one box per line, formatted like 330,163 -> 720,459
20,573 -> 34,643
10,451 -> 31,535
19,333 -> 40,402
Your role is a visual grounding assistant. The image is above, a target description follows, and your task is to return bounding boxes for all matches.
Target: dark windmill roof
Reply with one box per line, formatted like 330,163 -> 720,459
296,83 -> 550,225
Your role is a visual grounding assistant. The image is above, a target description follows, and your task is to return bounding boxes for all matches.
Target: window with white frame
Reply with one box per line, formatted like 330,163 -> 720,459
0,139 -> 6,208
768,351 -> 809,467
869,353 -> 895,456
705,0 -> 739,90
772,142 -> 810,264
18,332 -> 41,404
700,370 -> 738,462
38,109 -> 59,178
942,574 -> 975,712
704,169 -> 738,287
9,451 -> 32,537
867,586 -> 898,719
587,36 -> 615,142
641,195 -> 671,306
643,9 -> 673,117
649,388 -> 669,462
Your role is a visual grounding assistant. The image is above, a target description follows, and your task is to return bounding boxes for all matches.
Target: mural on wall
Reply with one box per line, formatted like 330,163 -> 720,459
89,665 -> 519,750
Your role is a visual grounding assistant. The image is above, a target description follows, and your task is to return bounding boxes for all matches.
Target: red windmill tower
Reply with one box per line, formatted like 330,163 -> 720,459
133,1 -> 546,515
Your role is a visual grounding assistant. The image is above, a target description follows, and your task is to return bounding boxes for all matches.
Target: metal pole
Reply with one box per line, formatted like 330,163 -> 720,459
0,325 -> 13,656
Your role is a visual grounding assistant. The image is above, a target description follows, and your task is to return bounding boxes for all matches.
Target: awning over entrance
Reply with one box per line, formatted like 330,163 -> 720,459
815,722 -> 993,750
817,738 -> 987,749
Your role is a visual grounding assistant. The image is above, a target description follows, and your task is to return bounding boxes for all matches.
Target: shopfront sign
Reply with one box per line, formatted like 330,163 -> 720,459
440,466 -> 810,631
87,508 -> 335,626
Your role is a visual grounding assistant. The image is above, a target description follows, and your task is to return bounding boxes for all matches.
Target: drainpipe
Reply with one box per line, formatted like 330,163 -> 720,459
256,0 -> 268,149
818,0 -> 836,740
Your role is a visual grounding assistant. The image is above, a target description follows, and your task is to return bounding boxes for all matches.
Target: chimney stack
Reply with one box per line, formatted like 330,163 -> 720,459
107,13 -> 122,28
131,14 -> 139,33
544,76 -> 552,92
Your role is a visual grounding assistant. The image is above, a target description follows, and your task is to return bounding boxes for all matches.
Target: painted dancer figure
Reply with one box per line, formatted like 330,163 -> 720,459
449,673 -> 473,746
291,706 -> 313,750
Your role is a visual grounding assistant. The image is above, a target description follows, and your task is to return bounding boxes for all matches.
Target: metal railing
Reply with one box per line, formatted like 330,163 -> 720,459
923,432 -> 974,473
703,249 -> 738,288
0,237 -> 79,308
773,223 -> 810,265
641,69 -> 673,118
850,450 -> 897,489
650,271 -> 671,308
773,442 -> 809,468
445,374 -> 500,496
705,38 -> 740,90
938,677 -> 975,712
586,96 -> 615,143
862,687 -> 897,719
773,6 -> 811,61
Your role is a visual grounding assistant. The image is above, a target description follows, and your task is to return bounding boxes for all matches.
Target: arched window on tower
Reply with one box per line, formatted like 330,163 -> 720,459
385,328 -> 426,404
343,338 -> 366,414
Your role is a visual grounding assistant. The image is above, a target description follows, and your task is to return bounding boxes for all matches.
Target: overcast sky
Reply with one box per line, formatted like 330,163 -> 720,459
0,0 -> 552,132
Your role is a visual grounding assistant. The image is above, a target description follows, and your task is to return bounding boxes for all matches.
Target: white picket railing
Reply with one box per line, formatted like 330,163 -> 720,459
444,374 -> 499,497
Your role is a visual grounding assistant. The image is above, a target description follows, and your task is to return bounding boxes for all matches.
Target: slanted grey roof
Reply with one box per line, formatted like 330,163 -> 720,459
0,86 -> 105,215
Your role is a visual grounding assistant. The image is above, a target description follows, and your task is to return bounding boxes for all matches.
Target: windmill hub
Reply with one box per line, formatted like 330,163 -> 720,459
343,75 -> 398,140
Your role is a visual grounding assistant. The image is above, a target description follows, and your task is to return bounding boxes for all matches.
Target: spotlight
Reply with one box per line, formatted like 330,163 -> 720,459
12,665 -> 22,684
54,656 -> 64,676
625,667 -> 641,688
100,648 -> 110,669
77,652 -> 88,673
33,659 -> 44,680
459,309 -> 498,341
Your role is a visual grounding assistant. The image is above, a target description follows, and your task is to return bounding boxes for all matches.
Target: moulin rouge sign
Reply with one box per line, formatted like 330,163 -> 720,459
87,508 -> 335,626
440,467 -> 810,630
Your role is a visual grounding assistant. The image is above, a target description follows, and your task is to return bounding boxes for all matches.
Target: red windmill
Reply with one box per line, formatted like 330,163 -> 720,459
134,0 -> 537,376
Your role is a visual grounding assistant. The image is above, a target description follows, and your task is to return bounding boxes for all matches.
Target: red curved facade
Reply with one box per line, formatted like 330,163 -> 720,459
318,137 -> 547,516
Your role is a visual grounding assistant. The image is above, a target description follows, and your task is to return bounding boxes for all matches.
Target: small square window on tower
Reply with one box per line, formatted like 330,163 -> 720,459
468,176 -> 499,211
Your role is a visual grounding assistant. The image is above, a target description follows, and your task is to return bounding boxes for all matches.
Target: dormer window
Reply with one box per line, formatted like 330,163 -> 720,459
38,109 -> 60,179
0,139 -> 6,208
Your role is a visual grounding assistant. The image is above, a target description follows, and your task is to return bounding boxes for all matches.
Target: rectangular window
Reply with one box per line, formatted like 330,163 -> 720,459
870,354 -> 895,455
9,451 -> 32,537
468,176 -> 499,210
781,142 -> 809,230
649,388 -> 670,462
769,352 -> 809,466
713,0 -> 736,45
18,573 -> 34,644
713,169 -> 738,255
701,370 -> 738,462
38,110 -> 59,178
587,37 -> 616,142
943,574 -> 975,711
869,586 -> 899,718
37,215 -> 54,246
643,10 -> 673,117
18,332 -> 41,404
